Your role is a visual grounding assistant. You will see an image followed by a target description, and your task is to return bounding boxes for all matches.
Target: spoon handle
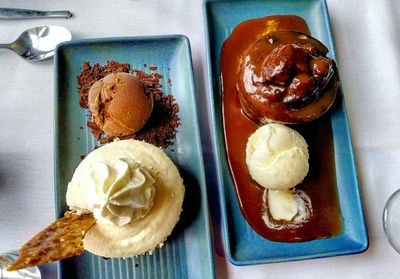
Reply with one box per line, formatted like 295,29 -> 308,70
0,8 -> 72,19
0,43 -> 11,49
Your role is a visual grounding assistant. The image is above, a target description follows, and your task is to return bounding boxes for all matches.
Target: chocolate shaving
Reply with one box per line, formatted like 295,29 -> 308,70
77,61 -> 180,148
77,61 -> 130,108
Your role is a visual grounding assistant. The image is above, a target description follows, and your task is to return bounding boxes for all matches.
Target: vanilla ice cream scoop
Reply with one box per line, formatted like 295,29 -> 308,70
245,123 -> 309,190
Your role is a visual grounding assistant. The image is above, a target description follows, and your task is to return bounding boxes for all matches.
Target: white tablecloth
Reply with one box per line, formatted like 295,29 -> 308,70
1,0 -> 399,278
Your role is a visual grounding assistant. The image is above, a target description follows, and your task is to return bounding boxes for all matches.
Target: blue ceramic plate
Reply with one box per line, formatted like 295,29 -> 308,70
203,0 -> 368,266
54,35 -> 215,278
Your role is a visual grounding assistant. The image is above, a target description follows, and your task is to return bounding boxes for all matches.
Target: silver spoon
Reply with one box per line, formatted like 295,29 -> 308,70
0,253 -> 41,279
0,25 -> 71,61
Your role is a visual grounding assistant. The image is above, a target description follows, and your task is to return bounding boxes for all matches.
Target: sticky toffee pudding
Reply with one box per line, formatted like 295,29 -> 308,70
221,15 -> 342,242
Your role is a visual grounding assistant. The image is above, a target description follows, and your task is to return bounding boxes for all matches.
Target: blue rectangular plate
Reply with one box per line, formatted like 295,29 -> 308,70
203,0 -> 368,266
54,35 -> 215,278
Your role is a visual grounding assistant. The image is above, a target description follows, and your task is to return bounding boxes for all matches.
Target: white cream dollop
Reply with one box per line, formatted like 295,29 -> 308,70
87,159 -> 156,226
268,189 -> 298,221
262,189 -> 313,227
245,123 -> 309,190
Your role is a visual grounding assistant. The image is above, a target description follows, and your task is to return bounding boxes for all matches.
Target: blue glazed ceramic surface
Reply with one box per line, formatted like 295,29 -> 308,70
54,35 -> 215,278
203,0 -> 368,266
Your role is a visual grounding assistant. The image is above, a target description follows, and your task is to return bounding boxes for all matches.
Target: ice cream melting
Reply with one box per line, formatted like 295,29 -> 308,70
245,123 -> 312,224
262,189 -> 312,229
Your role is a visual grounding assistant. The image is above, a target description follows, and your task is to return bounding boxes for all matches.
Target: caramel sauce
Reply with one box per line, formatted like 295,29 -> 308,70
221,15 -> 342,242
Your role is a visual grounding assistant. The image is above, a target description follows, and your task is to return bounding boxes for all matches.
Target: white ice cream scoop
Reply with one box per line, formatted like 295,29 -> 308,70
246,123 -> 309,190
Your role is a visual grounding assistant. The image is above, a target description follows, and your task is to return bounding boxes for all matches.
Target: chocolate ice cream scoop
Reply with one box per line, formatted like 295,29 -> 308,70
88,72 -> 153,137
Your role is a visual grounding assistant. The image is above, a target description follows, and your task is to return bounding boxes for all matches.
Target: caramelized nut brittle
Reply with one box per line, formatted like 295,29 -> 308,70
7,211 -> 95,271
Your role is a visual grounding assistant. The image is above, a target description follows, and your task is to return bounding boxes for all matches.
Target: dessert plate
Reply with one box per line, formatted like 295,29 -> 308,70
54,35 -> 215,278
203,0 -> 368,265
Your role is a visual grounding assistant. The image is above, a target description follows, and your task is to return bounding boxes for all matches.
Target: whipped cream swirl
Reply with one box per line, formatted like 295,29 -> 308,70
88,159 -> 156,226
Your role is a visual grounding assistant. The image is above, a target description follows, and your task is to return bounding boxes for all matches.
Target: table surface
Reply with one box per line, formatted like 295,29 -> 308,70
1,0 -> 400,278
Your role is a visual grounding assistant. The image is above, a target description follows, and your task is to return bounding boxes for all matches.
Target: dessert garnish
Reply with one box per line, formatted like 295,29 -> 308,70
7,211 -> 95,271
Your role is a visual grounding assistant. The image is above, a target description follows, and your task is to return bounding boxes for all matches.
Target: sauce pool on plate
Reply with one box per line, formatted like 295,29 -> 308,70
220,15 -> 342,242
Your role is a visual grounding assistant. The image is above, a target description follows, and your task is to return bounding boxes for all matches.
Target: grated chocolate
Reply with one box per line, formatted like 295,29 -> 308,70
77,61 -> 180,148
